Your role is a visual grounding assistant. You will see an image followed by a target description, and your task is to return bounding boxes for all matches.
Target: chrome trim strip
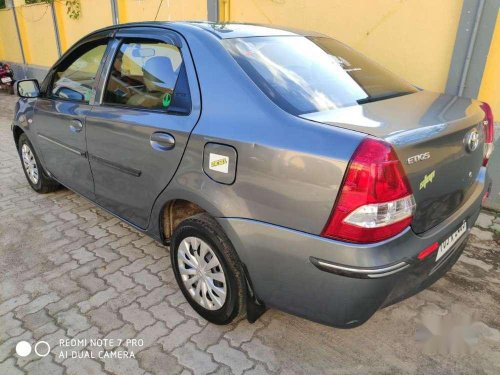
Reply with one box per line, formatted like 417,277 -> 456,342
366,264 -> 411,278
38,134 -> 86,157
315,260 -> 408,274
310,257 -> 409,279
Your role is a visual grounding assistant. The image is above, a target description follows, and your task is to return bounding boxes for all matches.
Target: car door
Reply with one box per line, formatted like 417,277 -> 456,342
85,28 -> 200,229
34,37 -> 111,199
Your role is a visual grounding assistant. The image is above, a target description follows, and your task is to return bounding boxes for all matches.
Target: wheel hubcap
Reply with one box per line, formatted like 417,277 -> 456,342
21,144 -> 39,184
177,237 -> 227,310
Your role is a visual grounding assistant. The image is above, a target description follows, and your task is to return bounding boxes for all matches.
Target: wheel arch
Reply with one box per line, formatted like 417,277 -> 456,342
156,195 -> 267,322
160,199 -> 207,243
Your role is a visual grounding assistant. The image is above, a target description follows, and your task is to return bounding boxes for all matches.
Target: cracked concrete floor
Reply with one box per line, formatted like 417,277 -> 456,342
0,92 -> 500,375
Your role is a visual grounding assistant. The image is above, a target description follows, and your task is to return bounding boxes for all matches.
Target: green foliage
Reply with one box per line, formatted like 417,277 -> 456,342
64,0 -> 81,19
24,0 -> 81,20
0,0 -> 6,10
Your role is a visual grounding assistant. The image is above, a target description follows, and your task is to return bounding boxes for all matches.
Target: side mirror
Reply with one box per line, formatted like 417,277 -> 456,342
54,86 -> 85,102
17,79 -> 40,98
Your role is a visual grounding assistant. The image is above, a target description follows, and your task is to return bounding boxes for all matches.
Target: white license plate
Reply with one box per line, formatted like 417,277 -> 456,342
435,220 -> 467,261
1,77 -> 12,83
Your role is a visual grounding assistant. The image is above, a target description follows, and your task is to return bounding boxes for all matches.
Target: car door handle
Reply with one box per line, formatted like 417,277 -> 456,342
150,132 -> 175,151
69,119 -> 83,133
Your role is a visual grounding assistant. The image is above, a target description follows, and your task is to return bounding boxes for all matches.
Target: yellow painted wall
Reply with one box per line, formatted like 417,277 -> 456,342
117,0 -> 207,23
55,0 -> 113,52
15,3 -> 58,66
0,8 -> 23,63
225,0 -> 463,93
0,0 -> 209,68
478,9 -> 500,115
0,0 -> 467,95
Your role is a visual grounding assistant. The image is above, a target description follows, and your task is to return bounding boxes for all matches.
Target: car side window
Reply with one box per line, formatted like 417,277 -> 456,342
103,40 -> 184,111
50,42 -> 107,104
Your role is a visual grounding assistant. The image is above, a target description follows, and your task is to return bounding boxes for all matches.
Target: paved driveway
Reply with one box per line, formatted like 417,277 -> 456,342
0,92 -> 499,375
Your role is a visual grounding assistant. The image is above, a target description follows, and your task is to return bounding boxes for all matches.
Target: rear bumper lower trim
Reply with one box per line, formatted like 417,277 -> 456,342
310,257 -> 410,279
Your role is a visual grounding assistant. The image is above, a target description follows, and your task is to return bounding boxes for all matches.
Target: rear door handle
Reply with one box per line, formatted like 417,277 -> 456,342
150,132 -> 175,151
69,119 -> 83,133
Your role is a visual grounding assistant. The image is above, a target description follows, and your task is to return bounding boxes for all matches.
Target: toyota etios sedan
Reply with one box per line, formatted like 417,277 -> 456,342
13,22 -> 493,328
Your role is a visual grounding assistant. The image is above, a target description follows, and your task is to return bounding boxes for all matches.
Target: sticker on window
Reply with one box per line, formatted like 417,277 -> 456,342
209,153 -> 229,174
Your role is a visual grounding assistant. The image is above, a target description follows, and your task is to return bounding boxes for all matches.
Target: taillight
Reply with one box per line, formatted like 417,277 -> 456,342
480,102 -> 494,166
322,138 -> 416,244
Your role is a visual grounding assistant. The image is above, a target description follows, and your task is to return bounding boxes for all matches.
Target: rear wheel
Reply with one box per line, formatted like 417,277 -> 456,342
18,134 -> 59,193
170,213 -> 246,325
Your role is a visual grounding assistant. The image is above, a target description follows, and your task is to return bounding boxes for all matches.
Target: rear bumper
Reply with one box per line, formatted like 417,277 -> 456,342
218,168 -> 489,328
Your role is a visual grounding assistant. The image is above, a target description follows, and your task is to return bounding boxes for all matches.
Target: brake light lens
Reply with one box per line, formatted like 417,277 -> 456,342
480,102 -> 494,166
322,138 -> 416,244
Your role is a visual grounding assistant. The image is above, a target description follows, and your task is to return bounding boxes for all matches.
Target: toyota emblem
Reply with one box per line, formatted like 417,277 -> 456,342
464,128 -> 479,152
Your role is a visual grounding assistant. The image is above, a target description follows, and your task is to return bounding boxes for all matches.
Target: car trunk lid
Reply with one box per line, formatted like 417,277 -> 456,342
301,90 -> 486,233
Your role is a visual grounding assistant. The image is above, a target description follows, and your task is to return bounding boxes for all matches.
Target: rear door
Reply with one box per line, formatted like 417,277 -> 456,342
34,37 -> 110,199
86,28 -> 200,229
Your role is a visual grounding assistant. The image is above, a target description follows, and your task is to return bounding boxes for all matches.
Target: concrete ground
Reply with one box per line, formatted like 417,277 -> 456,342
0,91 -> 499,375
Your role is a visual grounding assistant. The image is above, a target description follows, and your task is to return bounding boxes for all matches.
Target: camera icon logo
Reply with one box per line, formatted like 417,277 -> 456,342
15,341 -> 50,357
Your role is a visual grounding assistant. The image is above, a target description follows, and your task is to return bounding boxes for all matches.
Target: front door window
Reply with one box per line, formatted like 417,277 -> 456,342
50,42 -> 107,103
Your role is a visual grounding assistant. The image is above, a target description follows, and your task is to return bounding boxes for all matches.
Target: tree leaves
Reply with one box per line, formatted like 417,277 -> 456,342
24,0 -> 81,20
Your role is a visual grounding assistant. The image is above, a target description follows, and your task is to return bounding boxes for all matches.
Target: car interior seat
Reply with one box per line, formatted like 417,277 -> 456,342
127,56 -> 177,108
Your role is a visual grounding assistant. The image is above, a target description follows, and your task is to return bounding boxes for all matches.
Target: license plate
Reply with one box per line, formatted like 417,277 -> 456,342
436,220 -> 467,261
1,77 -> 12,83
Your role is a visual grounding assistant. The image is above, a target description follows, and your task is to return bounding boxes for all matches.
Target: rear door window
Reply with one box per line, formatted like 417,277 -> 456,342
103,40 -> 184,111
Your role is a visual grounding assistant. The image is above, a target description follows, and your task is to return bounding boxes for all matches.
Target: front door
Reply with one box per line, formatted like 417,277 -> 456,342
86,31 -> 200,228
35,40 -> 109,199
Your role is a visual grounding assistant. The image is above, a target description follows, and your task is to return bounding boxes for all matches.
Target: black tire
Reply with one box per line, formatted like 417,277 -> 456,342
170,213 -> 246,325
18,133 -> 60,193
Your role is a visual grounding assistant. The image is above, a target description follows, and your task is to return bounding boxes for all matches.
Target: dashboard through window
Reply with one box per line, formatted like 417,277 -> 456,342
103,40 -> 183,110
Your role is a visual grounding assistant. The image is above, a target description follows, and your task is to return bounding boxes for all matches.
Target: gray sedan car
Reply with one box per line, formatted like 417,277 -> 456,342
13,22 -> 493,328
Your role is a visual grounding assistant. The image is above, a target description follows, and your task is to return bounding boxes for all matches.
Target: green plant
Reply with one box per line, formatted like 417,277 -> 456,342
24,0 -> 81,19
0,0 -> 6,10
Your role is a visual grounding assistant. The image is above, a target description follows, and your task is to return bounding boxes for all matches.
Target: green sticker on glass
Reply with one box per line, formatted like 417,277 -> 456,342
162,93 -> 172,107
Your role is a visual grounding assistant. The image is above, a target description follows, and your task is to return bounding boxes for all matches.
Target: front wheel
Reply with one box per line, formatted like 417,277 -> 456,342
18,134 -> 59,193
170,213 -> 246,325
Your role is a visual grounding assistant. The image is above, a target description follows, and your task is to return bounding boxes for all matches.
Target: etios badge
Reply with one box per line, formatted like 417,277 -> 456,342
407,152 -> 430,165
464,128 -> 479,152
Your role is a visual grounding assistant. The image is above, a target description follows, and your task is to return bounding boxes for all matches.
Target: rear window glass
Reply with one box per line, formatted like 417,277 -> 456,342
222,36 -> 417,116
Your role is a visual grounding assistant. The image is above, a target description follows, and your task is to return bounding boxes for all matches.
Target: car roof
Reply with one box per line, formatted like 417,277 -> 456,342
86,21 -> 326,40
176,21 -> 327,39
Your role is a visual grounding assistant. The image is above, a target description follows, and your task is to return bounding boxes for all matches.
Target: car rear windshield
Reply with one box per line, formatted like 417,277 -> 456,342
222,36 -> 417,116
